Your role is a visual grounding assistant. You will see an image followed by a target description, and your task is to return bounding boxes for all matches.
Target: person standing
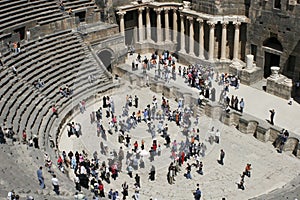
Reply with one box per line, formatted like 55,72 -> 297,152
186,163 -> 192,179
134,184 -> 140,200
135,174 -> 140,188
122,182 -> 128,199
239,98 -> 244,113
37,166 -> 45,189
269,109 -> 275,125
193,186 -> 202,200
149,165 -> 155,181
51,174 -> 60,195
218,149 -> 225,165
215,129 -> 220,144
134,95 -> 139,108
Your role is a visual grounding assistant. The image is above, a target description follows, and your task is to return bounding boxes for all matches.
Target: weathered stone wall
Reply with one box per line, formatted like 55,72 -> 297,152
247,0 -> 300,80
191,0 -> 248,15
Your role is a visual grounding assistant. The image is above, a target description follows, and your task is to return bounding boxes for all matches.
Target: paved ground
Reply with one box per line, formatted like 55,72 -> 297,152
58,57 -> 300,200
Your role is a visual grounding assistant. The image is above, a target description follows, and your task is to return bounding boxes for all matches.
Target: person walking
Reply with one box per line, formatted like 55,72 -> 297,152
51,174 -> 60,195
37,166 -> 45,189
269,109 -> 275,125
218,149 -> 225,165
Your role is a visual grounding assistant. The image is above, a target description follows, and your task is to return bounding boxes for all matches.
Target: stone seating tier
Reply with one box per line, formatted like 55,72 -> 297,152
0,144 -> 77,199
0,44 -> 84,118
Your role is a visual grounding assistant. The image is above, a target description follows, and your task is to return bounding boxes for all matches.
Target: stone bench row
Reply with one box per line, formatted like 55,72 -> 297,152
2,30 -> 73,64
0,0 -> 55,20
0,5 -> 63,33
0,44 -> 85,112
10,54 -> 108,138
9,53 -> 87,132
36,75 -> 112,149
7,53 -> 87,133
204,102 -> 300,158
23,59 -> 104,134
50,80 -> 116,149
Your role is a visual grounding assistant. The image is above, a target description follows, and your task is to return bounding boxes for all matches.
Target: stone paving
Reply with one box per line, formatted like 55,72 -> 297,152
58,71 -> 300,200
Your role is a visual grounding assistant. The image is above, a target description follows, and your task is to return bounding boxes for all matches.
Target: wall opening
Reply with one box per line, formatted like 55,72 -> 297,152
98,50 -> 113,72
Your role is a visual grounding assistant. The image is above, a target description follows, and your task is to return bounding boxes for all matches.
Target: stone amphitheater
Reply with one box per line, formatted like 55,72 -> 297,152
0,0 -> 299,200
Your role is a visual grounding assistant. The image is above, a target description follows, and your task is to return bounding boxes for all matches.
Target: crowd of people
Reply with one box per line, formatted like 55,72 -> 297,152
1,49 -> 294,200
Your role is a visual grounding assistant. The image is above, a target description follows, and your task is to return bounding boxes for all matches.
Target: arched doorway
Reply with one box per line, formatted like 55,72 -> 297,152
263,37 -> 283,78
98,49 -> 114,72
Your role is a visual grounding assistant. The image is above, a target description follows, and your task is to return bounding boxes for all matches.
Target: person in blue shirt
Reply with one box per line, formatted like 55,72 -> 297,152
37,166 -> 45,189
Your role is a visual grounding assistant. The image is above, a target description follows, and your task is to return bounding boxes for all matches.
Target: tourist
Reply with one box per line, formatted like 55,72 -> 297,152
52,105 -> 58,118
122,182 -> 128,199
37,166 -> 45,189
135,173 -> 140,188
149,165 -> 155,181
218,149 -> 225,165
215,129 -> 220,144
51,174 -> 60,195
185,163 -> 192,179
243,163 -> 252,177
239,98 -> 244,113
134,184 -> 140,200
193,186 -> 202,200
269,109 -> 275,125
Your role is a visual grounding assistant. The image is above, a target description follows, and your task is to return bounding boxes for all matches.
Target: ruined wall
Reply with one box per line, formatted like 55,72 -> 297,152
191,0 -> 248,16
247,0 -> 300,80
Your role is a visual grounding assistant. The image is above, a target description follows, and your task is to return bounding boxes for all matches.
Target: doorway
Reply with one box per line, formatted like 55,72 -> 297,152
264,52 -> 280,78
98,50 -> 113,72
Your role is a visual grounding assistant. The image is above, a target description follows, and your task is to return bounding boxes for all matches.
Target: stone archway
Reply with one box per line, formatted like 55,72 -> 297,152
263,37 -> 283,78
98,49 -> 114,72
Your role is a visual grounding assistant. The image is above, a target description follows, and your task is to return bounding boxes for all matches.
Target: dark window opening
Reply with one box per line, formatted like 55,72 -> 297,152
14,27 -> 25,40
274,0 -> 281,9
75,11 -> 86,23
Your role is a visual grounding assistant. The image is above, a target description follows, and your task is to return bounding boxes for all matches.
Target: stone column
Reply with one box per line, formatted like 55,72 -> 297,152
233,22 -> 241,60
146,7 -> 152,41
173,9 -> 178,43
138,8 -> 144,42
220,21 -> 228,60
187,16 -> 194,56
179,14 -> 186,53
208,21 -> 215,61
118,11 -> 126,36
164,8 -> 170,42
155,9 -> 162,43
246,54 -> 254,69
197,18 -> 204,59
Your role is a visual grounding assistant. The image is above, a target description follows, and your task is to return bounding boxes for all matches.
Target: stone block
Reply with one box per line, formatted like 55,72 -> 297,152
283,137 -> 299,152
255,123 -> 270,142
229,64 -> 263,85
266,75 -> 293,100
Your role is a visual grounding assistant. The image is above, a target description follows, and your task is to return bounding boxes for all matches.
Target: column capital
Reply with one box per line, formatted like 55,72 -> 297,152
222,21 -> 229,28
233,21 -> 241,27
207,21 -> 216,28
117,11 -> 126,16
164,8 -> 170,13
138,7 -> 144,13
154,8 -> 162,12
173,8 -> 178,13
196,18 -> 203,23
146,7 -> 150,12
180,14 -> 185,19
187,16 -> 193,21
